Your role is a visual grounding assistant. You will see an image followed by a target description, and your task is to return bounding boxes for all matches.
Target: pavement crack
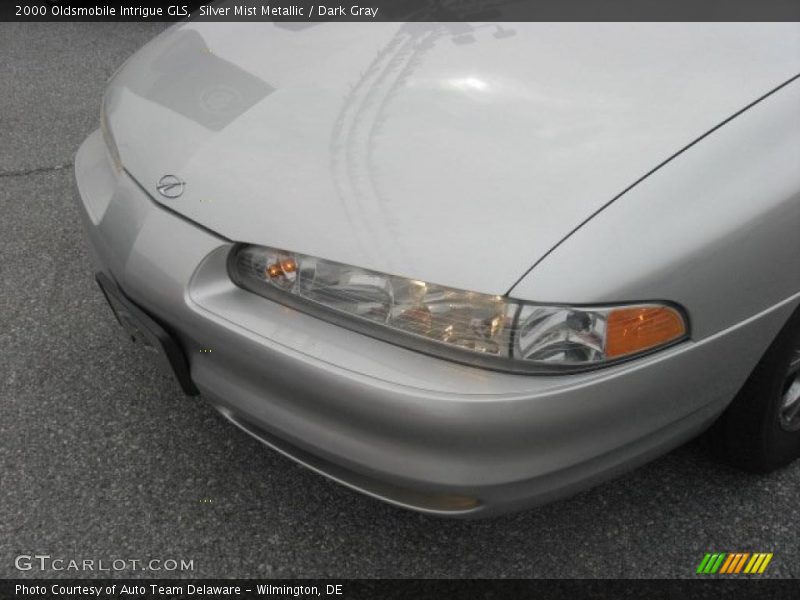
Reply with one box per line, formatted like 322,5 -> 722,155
0,162 -> 74,178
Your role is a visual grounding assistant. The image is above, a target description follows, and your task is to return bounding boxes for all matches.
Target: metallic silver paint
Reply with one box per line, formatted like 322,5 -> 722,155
512,76 -> 800,341
76,126 -> 799,515
102,22 -> 800,295
75,23 -> 800,515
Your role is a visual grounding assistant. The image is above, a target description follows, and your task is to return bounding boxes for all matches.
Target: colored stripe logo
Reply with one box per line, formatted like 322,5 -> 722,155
696,553 -> 773,574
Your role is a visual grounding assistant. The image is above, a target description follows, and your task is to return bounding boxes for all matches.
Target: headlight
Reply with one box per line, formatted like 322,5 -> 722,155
229,245 -> 688,373
100,94 -> 123,173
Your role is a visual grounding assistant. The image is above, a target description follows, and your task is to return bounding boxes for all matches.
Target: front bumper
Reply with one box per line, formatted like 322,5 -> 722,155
74,129 -> 795,516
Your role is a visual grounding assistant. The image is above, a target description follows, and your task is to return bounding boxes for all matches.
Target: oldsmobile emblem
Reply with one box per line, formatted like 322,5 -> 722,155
156,174 -> 186,199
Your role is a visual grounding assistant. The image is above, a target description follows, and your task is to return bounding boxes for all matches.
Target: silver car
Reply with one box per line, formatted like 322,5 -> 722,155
74,22 -> 800,516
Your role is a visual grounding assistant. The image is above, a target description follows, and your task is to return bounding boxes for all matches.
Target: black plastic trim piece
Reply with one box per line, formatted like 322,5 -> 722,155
96,272 -> 199,396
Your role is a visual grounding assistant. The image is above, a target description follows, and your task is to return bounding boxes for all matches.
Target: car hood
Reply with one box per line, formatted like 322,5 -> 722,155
105,22 -> 800,296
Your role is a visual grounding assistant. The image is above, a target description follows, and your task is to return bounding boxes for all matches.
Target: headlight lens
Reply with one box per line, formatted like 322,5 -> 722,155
230,245 -> 688,373
100,94 -> 123,173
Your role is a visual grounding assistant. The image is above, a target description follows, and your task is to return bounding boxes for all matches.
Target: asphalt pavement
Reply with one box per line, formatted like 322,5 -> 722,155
1,23 -> 798,579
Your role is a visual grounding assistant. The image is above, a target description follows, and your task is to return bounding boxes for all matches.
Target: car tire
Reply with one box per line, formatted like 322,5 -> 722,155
708,303 -> 800,472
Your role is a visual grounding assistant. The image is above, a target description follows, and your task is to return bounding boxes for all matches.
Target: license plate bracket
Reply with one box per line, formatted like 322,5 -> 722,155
96,272 -> 199,396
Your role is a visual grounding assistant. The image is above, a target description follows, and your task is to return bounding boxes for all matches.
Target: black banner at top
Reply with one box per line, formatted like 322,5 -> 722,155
4,0 -> 800,22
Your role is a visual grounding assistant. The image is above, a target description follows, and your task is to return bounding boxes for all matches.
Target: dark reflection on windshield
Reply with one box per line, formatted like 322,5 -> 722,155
125,29 -> 274,131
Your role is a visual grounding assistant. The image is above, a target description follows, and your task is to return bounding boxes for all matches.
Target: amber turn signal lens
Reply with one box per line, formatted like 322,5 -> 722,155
605,306 -> 686,359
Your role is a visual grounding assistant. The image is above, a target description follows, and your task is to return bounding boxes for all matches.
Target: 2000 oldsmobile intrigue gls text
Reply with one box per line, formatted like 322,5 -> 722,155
74,22 -> 800,516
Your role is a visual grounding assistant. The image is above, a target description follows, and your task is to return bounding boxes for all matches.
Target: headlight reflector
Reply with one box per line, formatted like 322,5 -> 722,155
230,245 -> 687,373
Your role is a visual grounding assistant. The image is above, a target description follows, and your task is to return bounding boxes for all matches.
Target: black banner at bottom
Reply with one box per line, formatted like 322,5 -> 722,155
2,579 -> 798,600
